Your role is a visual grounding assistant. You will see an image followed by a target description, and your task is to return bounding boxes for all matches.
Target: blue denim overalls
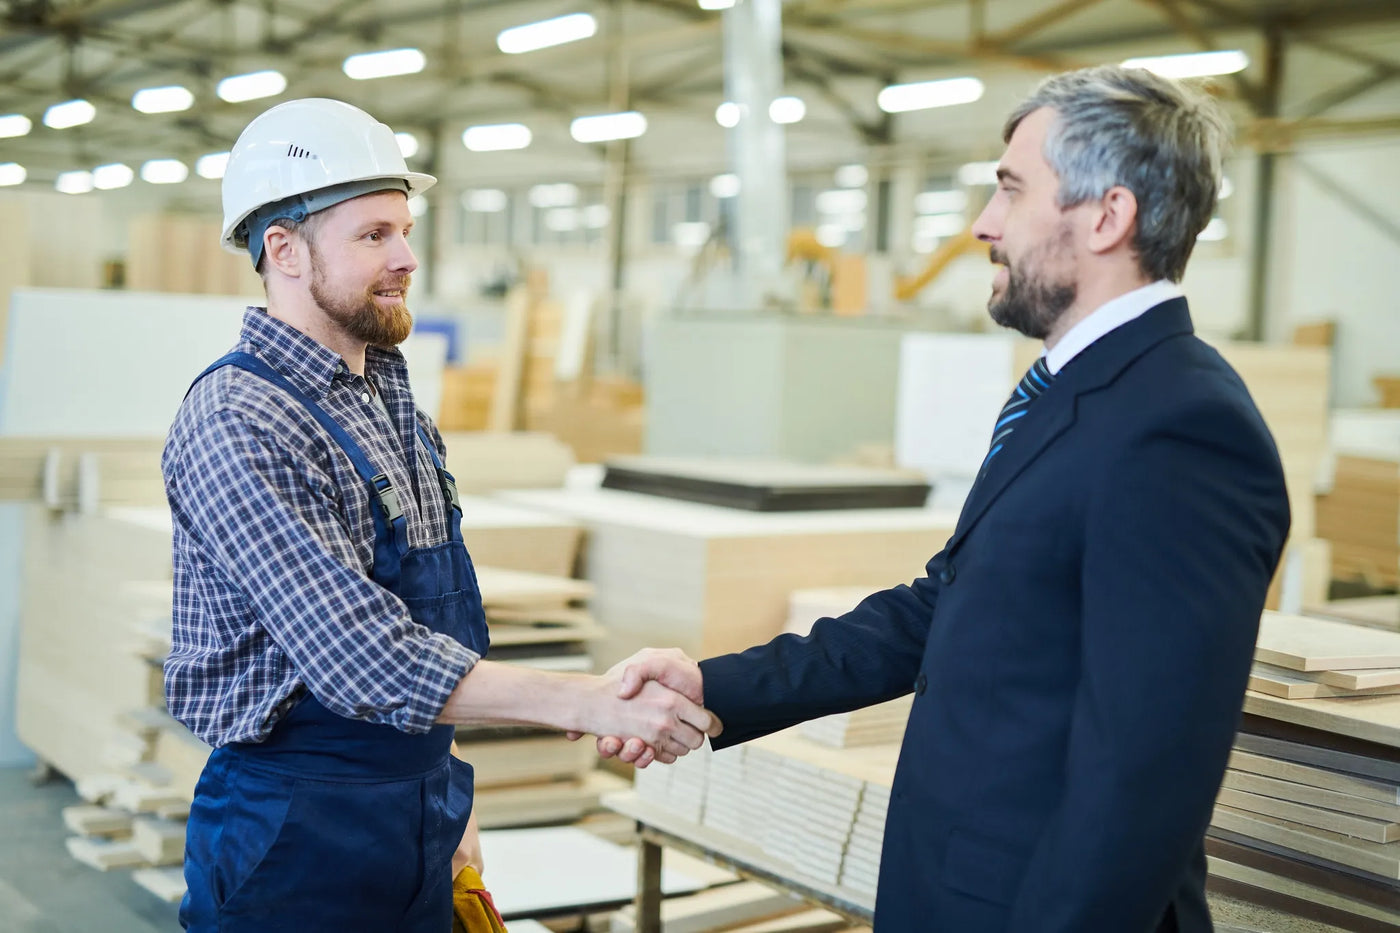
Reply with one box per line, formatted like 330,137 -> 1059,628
179,351 -> 489,932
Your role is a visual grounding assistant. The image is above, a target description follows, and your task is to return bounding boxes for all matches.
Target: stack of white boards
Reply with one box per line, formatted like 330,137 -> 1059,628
784,586 -> 912,749
497,485 -> 958,669
634,728 -> 899,901
1208,612 -> 1400,928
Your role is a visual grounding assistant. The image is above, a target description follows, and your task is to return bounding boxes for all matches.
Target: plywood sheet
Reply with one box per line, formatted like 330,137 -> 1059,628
1249,663 -> 1400,699
1223,770 -> 1400,822
1244,691 -> 1400,750
1256,612 -> 1400,672
1206,856 -> 1400,927
1229,750 -> 1400,805
1212,805 -> 1400,880
473,565 -> 593,608
1216,787 -> 1400,843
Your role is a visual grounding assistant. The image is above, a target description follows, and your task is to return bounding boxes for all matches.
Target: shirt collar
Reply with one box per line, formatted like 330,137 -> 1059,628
1043,280 -> 1183,375
240,307 -> 410,398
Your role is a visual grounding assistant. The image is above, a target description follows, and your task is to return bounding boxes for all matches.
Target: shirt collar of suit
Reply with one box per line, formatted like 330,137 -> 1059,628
1043,279 -> 1183,376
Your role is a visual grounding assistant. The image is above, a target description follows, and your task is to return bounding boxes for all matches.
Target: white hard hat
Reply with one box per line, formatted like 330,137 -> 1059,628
220,98 -> 436,265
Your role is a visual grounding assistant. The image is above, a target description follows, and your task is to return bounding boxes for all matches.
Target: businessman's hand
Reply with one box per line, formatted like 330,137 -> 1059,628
580,663 -> 719,762
570,648 -> 716,767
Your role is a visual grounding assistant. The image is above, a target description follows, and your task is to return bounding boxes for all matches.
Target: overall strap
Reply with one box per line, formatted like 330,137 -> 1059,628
414,422 -> 463,542
189,351 -> 411,589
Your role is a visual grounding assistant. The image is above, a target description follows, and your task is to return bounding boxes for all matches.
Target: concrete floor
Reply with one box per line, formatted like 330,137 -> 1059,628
0,766 -> 179,933
0,765 -> 1359,933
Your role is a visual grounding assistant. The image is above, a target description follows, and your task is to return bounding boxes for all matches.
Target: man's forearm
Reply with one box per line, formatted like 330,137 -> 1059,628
437,660 -> 595,733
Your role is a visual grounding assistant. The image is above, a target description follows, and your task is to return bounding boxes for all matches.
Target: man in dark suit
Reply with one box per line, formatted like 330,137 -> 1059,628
600,65 -> 1291,932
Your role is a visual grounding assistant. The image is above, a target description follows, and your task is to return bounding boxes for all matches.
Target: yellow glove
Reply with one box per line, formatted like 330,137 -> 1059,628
452,865 -> 508,933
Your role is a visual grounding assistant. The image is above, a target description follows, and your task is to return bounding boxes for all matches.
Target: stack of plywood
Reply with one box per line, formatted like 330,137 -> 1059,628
1209,612 -> 1400,926
784,587 -> 913,749
440,431 -> 576,493
439,363 -> 498,431
1317,456 -> 1399,589
0,438 -> 166,508
458,494 -> 583,577
498,486 -> 958,668
125,213 -> 262,297
635,730 -> 899,900
1312,596 -> 1400,632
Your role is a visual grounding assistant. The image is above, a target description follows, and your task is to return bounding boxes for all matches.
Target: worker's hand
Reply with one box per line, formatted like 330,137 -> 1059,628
567,648 -> 718,768
579,666 -> 719,764
451,807 -> 484,878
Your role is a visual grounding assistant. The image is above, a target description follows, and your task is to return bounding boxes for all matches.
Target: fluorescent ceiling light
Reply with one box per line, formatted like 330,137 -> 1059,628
877,77 -> 983,114
1123,50 -> 1248,79
56,170 -> 94,194
915,213 -> 966,239
92,163 -> 134,190
715,102 -> 740,128
769,96 -> 806,125
571,111 -> 647,143
344,48 -> 426,80
217,70 -> 287,103
498,13 -> 597,55
816,225 -> 846,248
698,0 -> 735,9
0,163 -> 25,186
816,189 -> 866,215
672,221 -> 711,250
395,132 -> 419,158
583,204 -> 611,228
464,189 -> 508,212
545,208 -> 580,232
462,123 -> 532,152
0,114 -> 31,138
957,161 -> 1000,187
408,195 -> 428,217
44,99 -> 96,129
141,159 -> 188,184
709,173 -> 740,199
195,152 -> 230,180
1197,217 -> 1228,241
835,164 -> 867,189
132,85 -> 193,114
915,190 -> 968,215
529,183 -> 579,208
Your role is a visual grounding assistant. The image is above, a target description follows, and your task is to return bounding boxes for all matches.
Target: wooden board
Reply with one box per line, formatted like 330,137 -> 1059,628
1223,770 -> 1400,823
473,565 -> 593,609
1313,597 -> 1400,634
133,866 -> 189,904
65,836 -> 148,871
131,817 -> 186,866
1206,856 -> 1400,929
1249,663 -> 1400,699
62,805 -> 133,838
1243,691 -> 1400,751
1216,787 -> 1400,843
1238,719 -> 1400,779
1229,750 -> 1400,805
1256,612 -> 1400,672
609,881 -> 813,933
473,771 -> 629,829
1212,805 -> 1400,880
601,457 -> 929,512
1206,833 -> 1400,909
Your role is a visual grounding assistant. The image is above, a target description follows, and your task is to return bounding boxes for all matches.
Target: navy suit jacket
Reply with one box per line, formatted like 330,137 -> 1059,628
700,299 -> 1290,933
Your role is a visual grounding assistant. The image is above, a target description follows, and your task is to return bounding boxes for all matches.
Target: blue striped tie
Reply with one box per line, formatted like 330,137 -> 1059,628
981,356 -> 1055,474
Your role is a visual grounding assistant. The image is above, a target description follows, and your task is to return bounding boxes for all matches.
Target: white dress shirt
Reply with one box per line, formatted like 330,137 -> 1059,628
1044,280 -> 1183,375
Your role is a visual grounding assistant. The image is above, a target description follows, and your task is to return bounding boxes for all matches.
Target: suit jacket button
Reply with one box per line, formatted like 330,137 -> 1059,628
915,673 -> 927,696
939,564 -> 956,585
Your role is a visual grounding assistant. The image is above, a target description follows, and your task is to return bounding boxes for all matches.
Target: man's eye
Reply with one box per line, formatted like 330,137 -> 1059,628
367,231 -> 381,241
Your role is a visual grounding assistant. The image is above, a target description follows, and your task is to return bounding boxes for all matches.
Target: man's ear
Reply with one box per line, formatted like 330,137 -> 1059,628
262,226 -> 305,278
1086,185 -> 1138,256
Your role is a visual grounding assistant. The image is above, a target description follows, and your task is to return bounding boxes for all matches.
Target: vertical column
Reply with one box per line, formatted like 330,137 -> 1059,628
724,0 -> 789,307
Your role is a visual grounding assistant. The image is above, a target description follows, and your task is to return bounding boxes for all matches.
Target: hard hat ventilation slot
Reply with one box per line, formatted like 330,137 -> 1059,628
286,144 -> 318,159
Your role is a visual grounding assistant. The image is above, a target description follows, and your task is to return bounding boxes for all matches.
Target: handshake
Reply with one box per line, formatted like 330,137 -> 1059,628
570,648 -> 720,768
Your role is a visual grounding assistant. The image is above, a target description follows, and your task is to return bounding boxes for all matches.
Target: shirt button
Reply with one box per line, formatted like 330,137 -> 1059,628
915,673 -> 927,696
361,393 -> 371,403
939,563 -> 956,585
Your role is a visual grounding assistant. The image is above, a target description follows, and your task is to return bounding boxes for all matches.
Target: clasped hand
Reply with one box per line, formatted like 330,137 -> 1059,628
573,648 -> 716,767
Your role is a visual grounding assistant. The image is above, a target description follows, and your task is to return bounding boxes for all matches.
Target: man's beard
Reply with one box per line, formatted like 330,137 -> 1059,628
308,247 -> 413,348
987,226 -> 1076,341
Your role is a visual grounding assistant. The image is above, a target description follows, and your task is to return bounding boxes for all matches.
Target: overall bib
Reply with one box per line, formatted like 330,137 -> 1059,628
179,351 -> 489,932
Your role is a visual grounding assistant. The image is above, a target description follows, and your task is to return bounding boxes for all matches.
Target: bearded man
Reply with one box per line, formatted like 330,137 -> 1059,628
162,98 -> 718,932
596,66 -> 1292,933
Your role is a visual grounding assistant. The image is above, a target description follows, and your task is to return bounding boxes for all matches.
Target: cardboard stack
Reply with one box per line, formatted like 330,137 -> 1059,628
634,730 -> 899,900
1210,612 -> 1400,927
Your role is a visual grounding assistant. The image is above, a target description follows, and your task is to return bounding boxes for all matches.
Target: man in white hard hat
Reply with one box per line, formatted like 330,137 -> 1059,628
163,98 -> 719,932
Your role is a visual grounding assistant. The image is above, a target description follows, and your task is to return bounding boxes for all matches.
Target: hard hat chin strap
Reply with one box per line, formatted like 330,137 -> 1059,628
240,177 -> 412,269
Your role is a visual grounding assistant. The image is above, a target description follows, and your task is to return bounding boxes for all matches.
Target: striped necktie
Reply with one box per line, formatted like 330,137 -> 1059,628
981,356 -> 1055,473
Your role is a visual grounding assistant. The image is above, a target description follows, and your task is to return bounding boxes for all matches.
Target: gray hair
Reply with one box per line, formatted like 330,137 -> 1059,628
1004,65 -> 1231,283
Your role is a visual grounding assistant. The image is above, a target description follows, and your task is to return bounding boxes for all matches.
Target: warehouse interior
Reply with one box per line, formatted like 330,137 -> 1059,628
1,0 -> 1399,930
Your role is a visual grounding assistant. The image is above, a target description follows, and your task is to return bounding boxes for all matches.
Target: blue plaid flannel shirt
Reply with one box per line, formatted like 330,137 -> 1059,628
162,308 -> 478,747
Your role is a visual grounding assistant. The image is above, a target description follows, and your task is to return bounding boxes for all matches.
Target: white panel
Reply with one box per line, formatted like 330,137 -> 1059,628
895,332 -> 1014,482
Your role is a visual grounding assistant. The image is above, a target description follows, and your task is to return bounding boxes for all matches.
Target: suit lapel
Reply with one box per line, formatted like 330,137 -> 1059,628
945,297 -> 1196,553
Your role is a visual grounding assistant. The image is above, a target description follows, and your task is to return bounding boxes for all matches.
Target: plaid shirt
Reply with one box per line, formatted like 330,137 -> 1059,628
163,308 -> 478,747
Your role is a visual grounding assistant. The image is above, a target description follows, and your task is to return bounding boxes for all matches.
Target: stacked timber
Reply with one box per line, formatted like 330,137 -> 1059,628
498,486 -> 958,668
1318,456 -> 1400,590
1211,612 -> 1400,927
